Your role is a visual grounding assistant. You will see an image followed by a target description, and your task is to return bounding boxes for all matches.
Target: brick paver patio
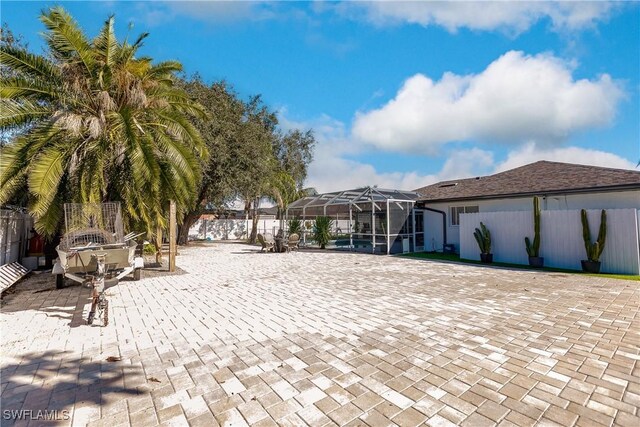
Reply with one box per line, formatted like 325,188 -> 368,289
1,243 -> 639,426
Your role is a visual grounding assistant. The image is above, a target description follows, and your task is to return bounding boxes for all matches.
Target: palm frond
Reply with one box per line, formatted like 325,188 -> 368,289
0,46 -> 59,80
157,160 -> 195,208
40,6 -> 95,74
93,15 -> 118,67
118,31 -> 148,64
32,188 -> 64,236
152,108 -> 207,158
24,123 -> 64,159
0,136 -> 31,187
0,170 -> 27,205
0,77 -> 58,100
151,127 -> 199,182
0,99 -> 51,129
115,108 -> 158,192
28,147 -> 69,217
28,146 -> 68,198
145,60 -> 182,80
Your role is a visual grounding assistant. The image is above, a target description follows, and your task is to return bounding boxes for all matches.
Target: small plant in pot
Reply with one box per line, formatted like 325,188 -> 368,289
524,196 -> 544,268
473,222 -> 493,263
581,209 -> 606,273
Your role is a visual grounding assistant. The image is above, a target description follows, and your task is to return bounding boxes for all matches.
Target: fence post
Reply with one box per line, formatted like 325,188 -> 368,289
155,226 -> 163,264
169,200 -> 176,272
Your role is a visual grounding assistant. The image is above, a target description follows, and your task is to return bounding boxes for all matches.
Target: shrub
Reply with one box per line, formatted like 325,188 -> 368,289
312,216 -> 334,249
288,218 -> 303,235
143,242 -> 157,255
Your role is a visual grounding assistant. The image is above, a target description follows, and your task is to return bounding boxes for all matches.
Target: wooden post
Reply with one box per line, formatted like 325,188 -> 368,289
169,200 -> 176,272
155,226 -> 163,264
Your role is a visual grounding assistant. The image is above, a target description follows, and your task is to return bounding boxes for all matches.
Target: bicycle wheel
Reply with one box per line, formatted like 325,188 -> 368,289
87,298 -> 97,325
101,297 -> 109,326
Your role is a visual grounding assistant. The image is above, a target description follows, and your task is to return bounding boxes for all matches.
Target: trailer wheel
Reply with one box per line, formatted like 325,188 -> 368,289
56,274 -> 65,289
133,268 -> 141,281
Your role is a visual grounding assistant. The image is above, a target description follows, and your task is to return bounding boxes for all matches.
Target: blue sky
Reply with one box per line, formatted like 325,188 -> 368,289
3,1 -> 639,192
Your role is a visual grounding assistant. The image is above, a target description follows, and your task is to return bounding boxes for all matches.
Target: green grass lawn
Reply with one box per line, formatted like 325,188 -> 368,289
400,252 -> 640,281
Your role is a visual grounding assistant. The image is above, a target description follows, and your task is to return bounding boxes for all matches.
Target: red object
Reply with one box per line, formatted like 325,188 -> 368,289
29,229 -> 44,256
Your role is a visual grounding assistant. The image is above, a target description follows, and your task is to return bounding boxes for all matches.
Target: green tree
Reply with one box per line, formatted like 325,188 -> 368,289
172,76 -> 316,245
174,78 -> 278,244
0,7 -> 206,236
236,96 -> 280,243
175,77 -> 246,243
267,129 -> 316,220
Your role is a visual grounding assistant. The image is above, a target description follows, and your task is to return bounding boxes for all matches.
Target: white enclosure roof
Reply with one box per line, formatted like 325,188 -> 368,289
288,187 -> 419,210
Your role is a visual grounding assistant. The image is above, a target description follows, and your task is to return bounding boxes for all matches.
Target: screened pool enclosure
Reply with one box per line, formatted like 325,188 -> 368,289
286,187 -> 422,254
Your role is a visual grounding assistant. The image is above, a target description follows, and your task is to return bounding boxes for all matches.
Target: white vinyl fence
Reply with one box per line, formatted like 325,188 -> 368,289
460,209 -> 640,275
189,219 -> 351,241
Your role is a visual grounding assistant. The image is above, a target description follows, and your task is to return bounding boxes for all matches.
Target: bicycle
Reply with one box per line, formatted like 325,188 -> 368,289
87,253 -> 109,326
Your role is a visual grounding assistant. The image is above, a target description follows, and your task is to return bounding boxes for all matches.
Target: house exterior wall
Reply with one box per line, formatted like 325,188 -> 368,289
422,189 -> 640,252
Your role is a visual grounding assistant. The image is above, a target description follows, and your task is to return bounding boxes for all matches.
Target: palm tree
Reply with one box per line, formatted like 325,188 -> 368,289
0,7 -> 207,236
267,171 -> 317,232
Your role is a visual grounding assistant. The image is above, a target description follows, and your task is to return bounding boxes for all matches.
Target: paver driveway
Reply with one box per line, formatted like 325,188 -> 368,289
1,243 -> 639,427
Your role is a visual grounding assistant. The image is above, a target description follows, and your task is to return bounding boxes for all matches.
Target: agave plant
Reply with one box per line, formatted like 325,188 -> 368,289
312,216 -> 333,249
0,7 -> 207,236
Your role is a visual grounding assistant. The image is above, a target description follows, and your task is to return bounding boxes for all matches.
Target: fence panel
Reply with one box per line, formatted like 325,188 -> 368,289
460,211 -> 532,265
460,209 -> 639,275
188,219 -> 351,241
0,210 -> 30,266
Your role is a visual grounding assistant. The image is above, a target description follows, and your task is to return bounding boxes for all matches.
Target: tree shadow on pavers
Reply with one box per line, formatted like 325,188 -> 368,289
230,248 -> 268,254
0,350 -> 143,426
1,277 -> 119,329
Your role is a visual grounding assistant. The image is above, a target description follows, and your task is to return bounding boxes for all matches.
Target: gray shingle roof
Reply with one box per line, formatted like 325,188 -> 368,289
414,161 -> 640,202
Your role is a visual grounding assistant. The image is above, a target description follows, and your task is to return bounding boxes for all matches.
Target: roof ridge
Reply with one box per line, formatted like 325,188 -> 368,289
413,160 -> 640,197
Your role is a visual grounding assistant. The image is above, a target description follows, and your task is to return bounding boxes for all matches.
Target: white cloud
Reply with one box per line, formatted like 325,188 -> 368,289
343,1 -> 616,33
281,110 -> 636,194
129,1 -> 619,32
438,148 -> 495,180
280,111 -> 441,192
306,145 -> 438,193
495,142 -> 637,172
352,51 -> 624,154
282,111 -> 502,192
133,1 -> 286,26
